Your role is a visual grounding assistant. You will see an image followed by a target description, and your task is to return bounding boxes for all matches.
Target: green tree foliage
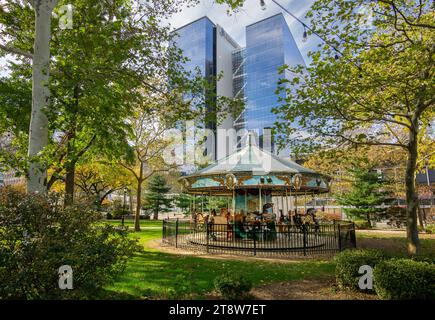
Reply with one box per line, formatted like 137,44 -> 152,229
74,160 -> 131,208
144,175 -> 173,220
0,187 -> 140,299
274,0 -> 434,255
0,0 -> 213,200
0,0 -> 242,204
337,166 -> 390,227
173,193 -> 193,215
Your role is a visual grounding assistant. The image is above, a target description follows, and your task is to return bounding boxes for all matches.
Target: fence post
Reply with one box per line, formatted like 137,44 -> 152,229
337,223 -> 342,251
351,222 -> 357,248
206,222 -> 210,253
175,218 -> 179,248
303,225 -> 307,256
253,228 -> 257,256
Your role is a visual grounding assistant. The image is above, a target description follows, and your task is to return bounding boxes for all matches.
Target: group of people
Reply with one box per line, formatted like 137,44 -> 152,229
194,206 -> 320,226
192,205 -> 321,240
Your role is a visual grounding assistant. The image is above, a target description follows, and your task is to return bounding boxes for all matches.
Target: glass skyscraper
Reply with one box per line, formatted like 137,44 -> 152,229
172,17 -> 239,164
172,17 -> 216,87
244,14 -> 305,153
172,17 -> 217,160
173,13 -> 304,159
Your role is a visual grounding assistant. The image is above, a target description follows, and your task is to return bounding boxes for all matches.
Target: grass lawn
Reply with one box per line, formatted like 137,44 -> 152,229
104,219 -> 163,228
356,230 -> 435,259
101,220 -> 335,299
99,221 -> 434,299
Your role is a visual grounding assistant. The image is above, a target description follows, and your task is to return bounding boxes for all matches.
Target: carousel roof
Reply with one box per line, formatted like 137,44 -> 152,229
190,134 -> 316,177
180,133 -> 330,195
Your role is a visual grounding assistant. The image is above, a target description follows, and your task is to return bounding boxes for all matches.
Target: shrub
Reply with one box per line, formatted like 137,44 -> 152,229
214,273 -> 252,300
334,249 -> 385,292
425,224 -> 435,234
353,220 -> 372,230
0,187 -> 141,299
374,259 -> 435,300
110,208 -> 129,219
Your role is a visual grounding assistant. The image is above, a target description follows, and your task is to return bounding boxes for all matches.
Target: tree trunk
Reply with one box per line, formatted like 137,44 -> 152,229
153,209 -> 159,220
135,180 -> 142,231
405,124 -> 420,256
366,213 -> 372,228
417,207 -> 425,230
64,161 -> 75,206
129,189 -> 134,215
64,86 -> 79,206
135,165 -> 144,232
27,0 -> 57,194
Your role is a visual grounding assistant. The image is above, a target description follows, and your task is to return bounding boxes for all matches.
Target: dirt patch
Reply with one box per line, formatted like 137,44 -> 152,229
356,229 -> 435,239
356,230 -> 435,256
250,278 -> 377,300
148,239 -> 333,263
357,237 -> 405,253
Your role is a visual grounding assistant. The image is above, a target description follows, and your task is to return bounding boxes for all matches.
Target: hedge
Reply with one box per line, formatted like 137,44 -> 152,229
334,249 -> 385,292
374,259 -> 435,300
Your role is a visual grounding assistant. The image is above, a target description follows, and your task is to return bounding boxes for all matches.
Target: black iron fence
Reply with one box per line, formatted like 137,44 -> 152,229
162,219 -> 356,257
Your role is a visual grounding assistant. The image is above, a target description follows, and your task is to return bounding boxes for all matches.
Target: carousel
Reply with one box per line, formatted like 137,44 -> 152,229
163,133 -> 355,256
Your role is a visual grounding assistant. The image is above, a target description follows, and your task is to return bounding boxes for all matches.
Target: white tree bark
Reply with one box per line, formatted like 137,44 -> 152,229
27,0 -> 58,194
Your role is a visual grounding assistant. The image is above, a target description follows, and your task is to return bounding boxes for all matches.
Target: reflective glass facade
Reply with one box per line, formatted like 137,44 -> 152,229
173,17 -> 216,85
172,14 -> 304,157
245,14 -> 305,152
232,48 -> 246,133
172,17 -> 217,158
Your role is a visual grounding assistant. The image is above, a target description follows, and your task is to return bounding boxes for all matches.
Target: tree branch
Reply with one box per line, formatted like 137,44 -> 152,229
0,43 -> 33,59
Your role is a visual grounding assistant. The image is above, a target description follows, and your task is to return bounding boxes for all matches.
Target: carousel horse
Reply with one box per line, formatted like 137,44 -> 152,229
233,213 -> 247,239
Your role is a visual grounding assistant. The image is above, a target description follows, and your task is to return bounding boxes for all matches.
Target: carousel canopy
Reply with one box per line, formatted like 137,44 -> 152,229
180,133 -> 330,195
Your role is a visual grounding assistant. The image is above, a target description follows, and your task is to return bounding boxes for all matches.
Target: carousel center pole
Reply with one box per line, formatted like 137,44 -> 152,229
289,184 -> 293,225
245,189 -> 248,214
284,188 -> 288,219
281,192 -> 284,217
304,190 -> 307,214
259,186 -> 262,213
295,193 -> 298,216
232,188 -> 236,216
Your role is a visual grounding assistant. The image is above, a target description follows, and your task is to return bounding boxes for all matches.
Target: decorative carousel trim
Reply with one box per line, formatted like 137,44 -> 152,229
293,174 -> 302,190
236,175 -> 253,186
211,176 -> 225,187
225,173 -> 237,190
276,175 -> 292,186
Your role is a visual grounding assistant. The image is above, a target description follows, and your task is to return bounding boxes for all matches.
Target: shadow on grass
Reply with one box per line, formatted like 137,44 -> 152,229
103,250 -> 335,300
357,233 -> 435,259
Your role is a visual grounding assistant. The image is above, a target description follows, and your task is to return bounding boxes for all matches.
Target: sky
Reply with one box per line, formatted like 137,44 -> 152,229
167,0 -> 318,64
0,0 -> 318,76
